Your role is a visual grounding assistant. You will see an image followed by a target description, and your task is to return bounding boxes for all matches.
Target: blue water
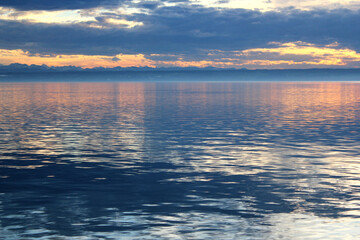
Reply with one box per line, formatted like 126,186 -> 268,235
0,74 -> 360,239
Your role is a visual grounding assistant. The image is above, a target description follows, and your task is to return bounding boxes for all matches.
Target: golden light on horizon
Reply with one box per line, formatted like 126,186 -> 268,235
0,49 -> 156,68
157,60 -> 232,68
1,41 -> 360,69
240,41 -> 360,68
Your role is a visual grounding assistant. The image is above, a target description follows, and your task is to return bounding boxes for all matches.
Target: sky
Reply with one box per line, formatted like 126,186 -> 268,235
1,0 -> 360,69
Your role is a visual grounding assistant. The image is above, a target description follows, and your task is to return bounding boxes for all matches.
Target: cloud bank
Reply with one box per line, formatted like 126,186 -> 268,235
0,1 -> 360,69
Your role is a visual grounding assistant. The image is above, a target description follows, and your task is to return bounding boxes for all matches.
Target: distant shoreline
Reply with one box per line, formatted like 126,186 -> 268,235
1,63 -> 360,74
1,68 -> 360,82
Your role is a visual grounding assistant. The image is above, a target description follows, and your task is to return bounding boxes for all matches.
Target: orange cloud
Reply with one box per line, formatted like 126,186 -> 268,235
0,49 -> 155,68
244,42 -> 360,61
239,41 -> 360,68
1,41 -> 360,69
157,42 -> 360,69
157,60 -> 234,68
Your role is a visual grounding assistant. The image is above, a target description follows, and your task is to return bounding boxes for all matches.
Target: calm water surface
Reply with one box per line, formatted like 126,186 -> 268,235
0,79 -> 360,239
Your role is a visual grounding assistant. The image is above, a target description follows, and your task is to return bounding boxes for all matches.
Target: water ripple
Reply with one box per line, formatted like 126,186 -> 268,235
1,81 -> 360,239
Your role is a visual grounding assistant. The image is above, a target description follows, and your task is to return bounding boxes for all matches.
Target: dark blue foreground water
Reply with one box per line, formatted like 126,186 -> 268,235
0,76 -> 360,239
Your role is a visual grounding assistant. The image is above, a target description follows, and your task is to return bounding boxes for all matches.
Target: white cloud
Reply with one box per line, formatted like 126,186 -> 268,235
190,0 -> 360,11
0,7 -> 95,24
0,7 -> 144,29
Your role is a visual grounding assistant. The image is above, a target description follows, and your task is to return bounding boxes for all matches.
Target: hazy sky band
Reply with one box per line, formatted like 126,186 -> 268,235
0,0 -> 360,69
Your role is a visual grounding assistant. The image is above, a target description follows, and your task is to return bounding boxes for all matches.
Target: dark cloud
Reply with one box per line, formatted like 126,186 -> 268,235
0,0 -> 190,11
0,0 -> 123,10
0,6 -> 359,59
137,1 -> 161,10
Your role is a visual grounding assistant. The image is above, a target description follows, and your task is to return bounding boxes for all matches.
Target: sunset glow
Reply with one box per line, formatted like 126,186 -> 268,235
1,1 -> 360,69
0,49 -> 155,68
1,41 -> 359,69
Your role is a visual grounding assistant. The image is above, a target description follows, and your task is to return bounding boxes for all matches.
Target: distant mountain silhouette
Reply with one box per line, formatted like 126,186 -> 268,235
1,64 -> 360,78
0,63 -> 83,72
0,63 -> 240,72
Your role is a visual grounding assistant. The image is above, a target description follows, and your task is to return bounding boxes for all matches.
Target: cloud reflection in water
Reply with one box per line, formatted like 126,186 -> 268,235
0,80 -> 360,239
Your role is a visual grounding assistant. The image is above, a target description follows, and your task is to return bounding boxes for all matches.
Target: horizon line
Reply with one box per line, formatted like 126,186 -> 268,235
1,63 -> 360,72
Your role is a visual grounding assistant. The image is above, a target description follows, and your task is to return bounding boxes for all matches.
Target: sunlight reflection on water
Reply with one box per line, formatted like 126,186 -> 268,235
0,80 -> 360,239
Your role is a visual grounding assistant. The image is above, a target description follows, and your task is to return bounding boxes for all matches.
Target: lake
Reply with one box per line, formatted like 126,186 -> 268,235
0,72 -> 360,239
